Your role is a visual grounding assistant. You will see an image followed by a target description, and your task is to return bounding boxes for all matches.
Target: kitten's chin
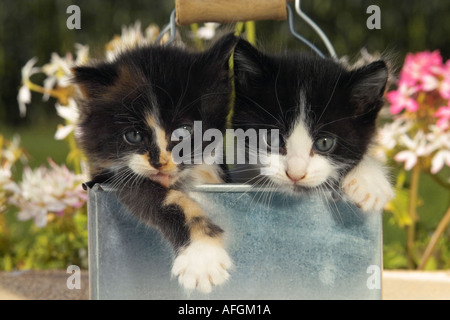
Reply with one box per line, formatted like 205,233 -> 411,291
281,184 -> 314,195
268,177 -> 317,195
292,184 -> 319,195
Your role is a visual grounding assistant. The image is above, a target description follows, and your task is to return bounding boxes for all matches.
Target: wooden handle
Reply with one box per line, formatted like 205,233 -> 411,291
176,0 -> 289,25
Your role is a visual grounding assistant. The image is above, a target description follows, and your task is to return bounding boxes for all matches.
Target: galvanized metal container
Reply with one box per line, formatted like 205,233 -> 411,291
88,183 -> 382,299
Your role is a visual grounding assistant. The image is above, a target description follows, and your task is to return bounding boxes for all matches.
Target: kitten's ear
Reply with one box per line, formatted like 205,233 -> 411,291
72,63 -> 118,98
233,38 -> 268,87
203,33 -> 238,71
349,60 -> 388,115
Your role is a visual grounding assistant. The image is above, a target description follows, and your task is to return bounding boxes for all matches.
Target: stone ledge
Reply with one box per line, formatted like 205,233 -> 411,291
0,270 -> 89,300
1,270 -> 449,300
382,270 -> 450,300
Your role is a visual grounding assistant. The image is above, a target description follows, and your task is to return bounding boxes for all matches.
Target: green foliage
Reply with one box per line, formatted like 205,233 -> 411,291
0,208 -> 88,271
1,0 -> 449,271
1,131 -> 87,271
1,120 -> 70,171
383,169 -> 450,270
386,169 -> 414,227
417,236 -> 450,270
383,243 -> 408,269
384,228 -> 450,270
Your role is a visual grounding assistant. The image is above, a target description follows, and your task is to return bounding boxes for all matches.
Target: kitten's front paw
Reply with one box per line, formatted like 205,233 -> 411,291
342,159 -> 394,212
172,241 -> 232,293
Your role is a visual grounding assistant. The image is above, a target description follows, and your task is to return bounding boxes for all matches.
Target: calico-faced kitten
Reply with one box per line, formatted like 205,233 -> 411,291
73,34 -> 238,293
232,38 -> 393,211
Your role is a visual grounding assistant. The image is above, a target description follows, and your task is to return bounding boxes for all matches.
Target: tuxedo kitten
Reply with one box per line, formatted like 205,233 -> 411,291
232,38 -> 393,211
73,34 -> 238,293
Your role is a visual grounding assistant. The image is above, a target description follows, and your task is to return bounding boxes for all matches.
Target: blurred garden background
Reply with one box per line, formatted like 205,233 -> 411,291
0,0 -> 449,271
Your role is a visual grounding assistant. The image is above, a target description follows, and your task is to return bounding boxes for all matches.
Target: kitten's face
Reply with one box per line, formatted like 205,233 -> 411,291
118,113 -> 189,188
261,113 -> 342,193
74,35 -> 237,187
232,39 -> 388,194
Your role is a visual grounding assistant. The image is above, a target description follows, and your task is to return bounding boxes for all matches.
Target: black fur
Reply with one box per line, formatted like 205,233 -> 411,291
232,38 -> 388,178
74,34 -> 237,252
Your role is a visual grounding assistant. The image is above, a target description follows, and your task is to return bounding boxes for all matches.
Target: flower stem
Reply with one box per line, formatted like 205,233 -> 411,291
67,133 -> 82,175
234,21 -> 256,45
418,203 -> 450,270
430,173 -> 450,190
406,164 -> 421,268
26,80 -> 74,105
245,21 -> 256,45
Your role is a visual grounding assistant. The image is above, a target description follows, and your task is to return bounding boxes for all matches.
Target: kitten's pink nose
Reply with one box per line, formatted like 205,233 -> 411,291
286,170 -> 306,182
286,156 -> 308,182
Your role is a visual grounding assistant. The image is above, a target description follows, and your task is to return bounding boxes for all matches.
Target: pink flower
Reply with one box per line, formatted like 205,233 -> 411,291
435,103 -> 450,130
400,50 -> 443,88
387,83 -> 419,114
438,61 -> 450,99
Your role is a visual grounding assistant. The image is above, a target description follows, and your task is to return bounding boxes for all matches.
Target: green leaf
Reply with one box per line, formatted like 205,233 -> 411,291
385,187 -> 413,227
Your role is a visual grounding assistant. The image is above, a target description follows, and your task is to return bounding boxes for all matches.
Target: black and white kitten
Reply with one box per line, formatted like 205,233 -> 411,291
232,38 -> 393,211
73,34 -> 238,293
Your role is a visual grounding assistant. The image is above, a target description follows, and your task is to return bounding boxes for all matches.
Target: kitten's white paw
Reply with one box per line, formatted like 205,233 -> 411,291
172,241 -> 232,293
342,157 -> 394,212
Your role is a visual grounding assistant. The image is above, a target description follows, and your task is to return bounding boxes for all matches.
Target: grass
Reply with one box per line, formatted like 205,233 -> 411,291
1,118 -> 70,172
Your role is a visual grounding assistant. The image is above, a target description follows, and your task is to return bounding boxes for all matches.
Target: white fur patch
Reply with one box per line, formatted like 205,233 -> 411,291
263,117 -> 338,191
127,153 -> 157,176
342,155 -> 394,212
172,241 -> 232,293
127,153 -> 169,180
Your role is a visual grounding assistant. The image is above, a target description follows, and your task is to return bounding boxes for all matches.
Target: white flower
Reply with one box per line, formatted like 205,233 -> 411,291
393,130 -> 430,170
17,86 -> 31,117
17,57 -> 40,116
426,125 -> 450,151
20,57 -> 40,81
0,168 -> 17,198
105,22 -> 165,61
55,125 -> 76,141
0,165 -> 17,210
394,150 -> 418,171
54,98 -> 80,140
41,52 -> 73,101
399,130 -> 429,156
196,23 -> 220,40
7,159 -> 87,227
0,168 -> 11,185
74,43 -> 89,65
40,44 -> 89,101
377,119 -> 412,150
424,125 -> 450,174
106,21 -> 145,61
42,53 -> 73,81
145,25 -> 160,42
56,98 -> 79,122
431,150 -> 450,174
1,135 -> 23,170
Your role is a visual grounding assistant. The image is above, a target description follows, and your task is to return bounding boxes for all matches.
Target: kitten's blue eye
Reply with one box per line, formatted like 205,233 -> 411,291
314,137 -> 335,153
124,130 -> 143,145
171,125 -> 193,140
